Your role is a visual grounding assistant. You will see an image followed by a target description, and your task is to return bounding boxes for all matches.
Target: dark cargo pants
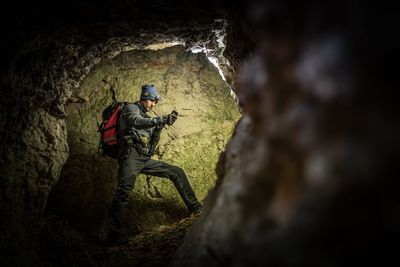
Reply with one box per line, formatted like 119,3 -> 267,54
109,144 -> 201,237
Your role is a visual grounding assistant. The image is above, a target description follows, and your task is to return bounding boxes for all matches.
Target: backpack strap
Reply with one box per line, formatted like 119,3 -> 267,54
116,102 -> 128,143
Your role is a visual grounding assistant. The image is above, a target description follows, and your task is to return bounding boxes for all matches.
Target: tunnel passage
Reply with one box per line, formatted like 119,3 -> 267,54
1,1 -> 399,267
46,44 -> 240,236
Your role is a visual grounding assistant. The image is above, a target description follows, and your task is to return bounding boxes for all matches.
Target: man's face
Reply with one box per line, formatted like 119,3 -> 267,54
141,99 -> 156,111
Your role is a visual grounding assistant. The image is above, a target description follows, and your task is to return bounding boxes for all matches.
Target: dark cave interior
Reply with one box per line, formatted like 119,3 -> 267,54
1,1 -> 399,267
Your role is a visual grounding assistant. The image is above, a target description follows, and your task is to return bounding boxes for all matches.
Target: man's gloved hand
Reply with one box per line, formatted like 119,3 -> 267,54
155,111 -> 178,127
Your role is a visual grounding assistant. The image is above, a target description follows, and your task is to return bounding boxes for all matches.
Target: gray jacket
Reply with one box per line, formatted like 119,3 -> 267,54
119,101 -> 163,155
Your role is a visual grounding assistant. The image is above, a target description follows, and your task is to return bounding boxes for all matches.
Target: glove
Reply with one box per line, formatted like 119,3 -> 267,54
166,112 -> 178,125
154,116 -> 168,127
154,111 -> 178,127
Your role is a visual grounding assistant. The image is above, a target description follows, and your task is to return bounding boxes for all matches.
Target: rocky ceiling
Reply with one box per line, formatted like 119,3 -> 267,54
1,0 -> 399,267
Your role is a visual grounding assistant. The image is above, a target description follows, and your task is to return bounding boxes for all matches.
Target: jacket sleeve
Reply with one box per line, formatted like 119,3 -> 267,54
123,103 -> 159,129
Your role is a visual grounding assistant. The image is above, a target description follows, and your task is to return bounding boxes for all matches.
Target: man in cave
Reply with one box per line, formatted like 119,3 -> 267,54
107,84 -> 202,244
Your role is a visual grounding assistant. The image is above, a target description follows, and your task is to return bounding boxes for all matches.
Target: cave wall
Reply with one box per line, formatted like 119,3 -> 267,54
2,0 -> 397,266
0,1 -> 248,264
173,0 -> 400,266
46,45 -> 239,236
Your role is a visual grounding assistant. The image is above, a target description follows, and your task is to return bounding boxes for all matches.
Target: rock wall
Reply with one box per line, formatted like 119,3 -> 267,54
46,45 -> 239,236
3,1 -> 396,266
0,5 -> 244,264
173,0 -> 400,266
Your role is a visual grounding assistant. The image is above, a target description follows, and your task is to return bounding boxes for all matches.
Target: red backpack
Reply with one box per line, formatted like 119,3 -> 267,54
98,102 -> 126,159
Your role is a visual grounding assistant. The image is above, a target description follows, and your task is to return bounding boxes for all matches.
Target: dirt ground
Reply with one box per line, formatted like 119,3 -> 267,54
43,213 -> 201,267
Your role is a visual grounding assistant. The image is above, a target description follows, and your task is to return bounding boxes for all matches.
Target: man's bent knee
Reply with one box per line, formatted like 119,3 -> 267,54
169,165 -> 185,176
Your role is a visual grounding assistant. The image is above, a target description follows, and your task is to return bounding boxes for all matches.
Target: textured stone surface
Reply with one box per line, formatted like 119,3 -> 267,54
46,45 -> 239,236
3,1 -> 397,267
172,1 -> 399,266
0,4 -> 245,264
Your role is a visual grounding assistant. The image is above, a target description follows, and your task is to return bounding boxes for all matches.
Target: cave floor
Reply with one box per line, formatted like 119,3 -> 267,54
44,213 -> 200,267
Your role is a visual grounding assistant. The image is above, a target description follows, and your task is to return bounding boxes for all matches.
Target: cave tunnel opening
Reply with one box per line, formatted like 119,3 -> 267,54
0,2 -> 249,263
3,1 -> 398,267
45,44 -> 240,239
